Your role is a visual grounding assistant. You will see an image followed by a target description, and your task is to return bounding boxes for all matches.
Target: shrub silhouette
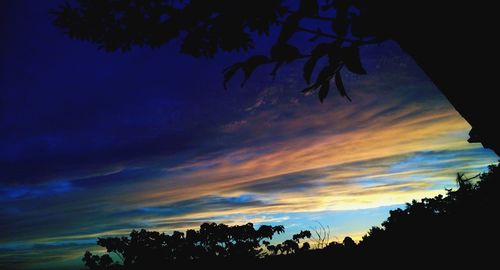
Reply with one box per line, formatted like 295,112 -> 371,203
357,164 -> 499,264
82,163 -> 499,269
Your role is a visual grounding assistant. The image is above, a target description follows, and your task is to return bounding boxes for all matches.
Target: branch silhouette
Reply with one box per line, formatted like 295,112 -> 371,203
51,0 -> 499,153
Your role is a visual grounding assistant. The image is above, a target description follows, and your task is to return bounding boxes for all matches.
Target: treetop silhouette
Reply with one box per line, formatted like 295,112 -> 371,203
82,222 -> 312,269
81,163 -> 499,269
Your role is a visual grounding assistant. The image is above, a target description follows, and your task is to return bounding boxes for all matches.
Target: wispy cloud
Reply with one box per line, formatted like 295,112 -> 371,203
1,42 -> 497,269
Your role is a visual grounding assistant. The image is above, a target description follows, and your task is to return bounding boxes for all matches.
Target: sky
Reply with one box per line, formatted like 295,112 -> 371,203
1,1 -> 498,269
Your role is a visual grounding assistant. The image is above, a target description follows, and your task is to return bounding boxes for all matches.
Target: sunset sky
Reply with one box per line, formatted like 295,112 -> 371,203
1,1 -> 498,269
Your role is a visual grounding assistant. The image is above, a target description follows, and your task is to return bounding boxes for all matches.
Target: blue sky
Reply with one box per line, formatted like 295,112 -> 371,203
1,1 -> 498,269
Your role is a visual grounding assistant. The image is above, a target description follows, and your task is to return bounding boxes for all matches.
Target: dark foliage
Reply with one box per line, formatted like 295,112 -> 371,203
82,164 -> 499,269
356,163 -> 500,265
52,1 -> 500,155
52,0 -> 381,103
82,222 -> 310,269
52,0 -> 287,56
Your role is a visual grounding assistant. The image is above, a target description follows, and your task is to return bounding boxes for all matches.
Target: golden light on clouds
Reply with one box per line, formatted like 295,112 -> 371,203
127,95 -> 476,213
3,42 -> 498,270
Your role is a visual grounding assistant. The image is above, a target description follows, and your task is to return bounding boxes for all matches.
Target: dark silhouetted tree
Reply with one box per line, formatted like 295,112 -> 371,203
81,163 -> 499,269
265,230 -> 311,255
83,252 -> 120,270
82,222 -> 286,269
342,236 -> 355,249
357,163 -> 500,267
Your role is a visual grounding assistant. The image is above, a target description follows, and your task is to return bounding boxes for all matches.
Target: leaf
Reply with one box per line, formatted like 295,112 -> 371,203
331,4 -> 349,37
318,80 -> 330,103
271,43 -> 301,63
241,55 -> 269,86
303,43 -> 330,84
327,41 -> 342,65
299,0 -> 318,16
301,84 -> 316,94
316,64 -> 337,83
270,62 -> 283,80
331,18 -> 349,37
342,47 -> 366,74
278,13 -> 301,44
270,43 -> 301,78
224,55 -> 270,89
223,62 -> 243,90
351,15 -> 368,38
335,71 -> 352,101
302,64 -> 336,93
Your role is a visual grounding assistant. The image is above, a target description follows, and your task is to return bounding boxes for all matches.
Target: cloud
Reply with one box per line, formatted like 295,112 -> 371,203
0,241 -> 99,270
1,40 -> 498,269
4,49 -> 495,248
0,181 -> 74,201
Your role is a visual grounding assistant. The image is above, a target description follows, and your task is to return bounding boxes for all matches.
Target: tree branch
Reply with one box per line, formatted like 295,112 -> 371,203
276,19 -> 379,45
296,26 -> 379,45
284,10 -> 335,21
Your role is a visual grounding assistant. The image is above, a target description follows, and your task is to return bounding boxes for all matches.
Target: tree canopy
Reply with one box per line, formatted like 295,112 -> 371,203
51,0 -> 394,104
82,222 -> 312,269
51,0 -> 500,155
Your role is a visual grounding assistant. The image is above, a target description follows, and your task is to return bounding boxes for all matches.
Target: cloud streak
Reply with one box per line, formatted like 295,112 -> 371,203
1,39 -> 498,269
